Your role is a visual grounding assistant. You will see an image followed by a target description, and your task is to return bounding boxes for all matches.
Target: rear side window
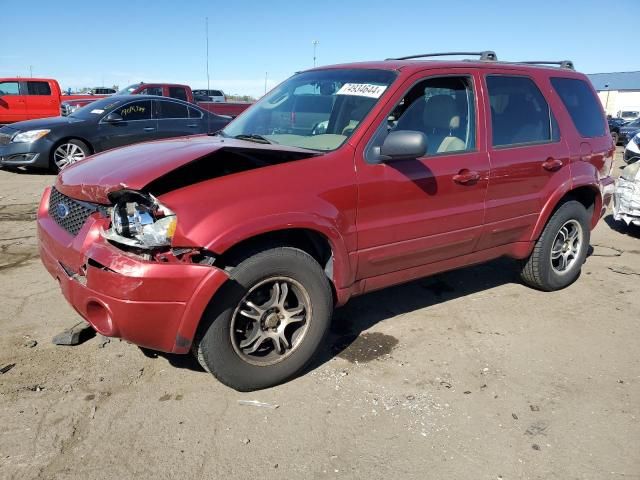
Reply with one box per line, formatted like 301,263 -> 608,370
0,81 -> 20,95
115,100 -> 152,120
157,100 -> 189,119
169,87 -> 188,101
211,90 -> 223,97
188,106 -> 203,119
487,75 -> 559,147
551,77 -> 606,138
26,81 -> 52,95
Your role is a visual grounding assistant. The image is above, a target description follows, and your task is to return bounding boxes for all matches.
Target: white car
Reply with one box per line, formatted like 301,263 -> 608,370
613,160 -> 640,227
192,89 -> 226,103
623,133 -> 640,164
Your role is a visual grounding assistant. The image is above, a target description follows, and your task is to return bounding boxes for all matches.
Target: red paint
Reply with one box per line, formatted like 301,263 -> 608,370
0,78 -> 62,123
39,60 -> 614,354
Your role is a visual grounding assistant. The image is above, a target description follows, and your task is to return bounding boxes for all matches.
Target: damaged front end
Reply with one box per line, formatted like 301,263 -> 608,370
613,162 -> 640,226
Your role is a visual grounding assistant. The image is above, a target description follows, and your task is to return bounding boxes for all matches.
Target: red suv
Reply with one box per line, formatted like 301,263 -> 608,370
37,52 -> 615,390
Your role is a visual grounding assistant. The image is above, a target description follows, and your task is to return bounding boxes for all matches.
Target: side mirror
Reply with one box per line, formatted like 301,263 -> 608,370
376,130 -> 427,163
104,112 -> 123,123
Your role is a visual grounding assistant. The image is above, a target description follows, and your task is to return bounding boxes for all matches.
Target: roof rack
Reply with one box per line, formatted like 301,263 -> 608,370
517,60 -> 575,70
387,51 -> 498,62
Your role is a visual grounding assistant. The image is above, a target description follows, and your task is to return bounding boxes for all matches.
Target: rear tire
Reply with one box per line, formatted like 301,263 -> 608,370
520,200 -> 591,291
194,247 -> 333,391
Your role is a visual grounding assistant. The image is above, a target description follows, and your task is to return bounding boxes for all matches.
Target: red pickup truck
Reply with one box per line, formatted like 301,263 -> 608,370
62,82 -> 251,118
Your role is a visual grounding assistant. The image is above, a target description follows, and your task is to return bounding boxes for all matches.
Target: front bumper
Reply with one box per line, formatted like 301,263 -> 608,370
613,176 -> 640,227
37,186 -> 229,353
0,139 -> 52,168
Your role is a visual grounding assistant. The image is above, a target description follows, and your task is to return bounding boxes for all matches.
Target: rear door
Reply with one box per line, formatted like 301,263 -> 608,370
23,81 -> 58,119
476,70 -> 570,250
155,99 -> 200,138
0,81 -> 26,123
98,99 -> 157,150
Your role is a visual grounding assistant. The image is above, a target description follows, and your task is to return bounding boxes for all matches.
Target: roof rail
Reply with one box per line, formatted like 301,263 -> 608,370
387,51 -> 498,62
517,60 -> 575,70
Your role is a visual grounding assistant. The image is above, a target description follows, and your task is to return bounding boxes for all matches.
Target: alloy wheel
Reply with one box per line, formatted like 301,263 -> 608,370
550,219 -> 583,274
53,143 -> 86,169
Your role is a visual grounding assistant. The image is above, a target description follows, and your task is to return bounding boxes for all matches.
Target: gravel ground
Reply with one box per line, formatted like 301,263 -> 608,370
0,150 -> 638,480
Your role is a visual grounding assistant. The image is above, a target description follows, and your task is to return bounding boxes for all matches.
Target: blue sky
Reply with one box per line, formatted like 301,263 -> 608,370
1,0 -> 636,97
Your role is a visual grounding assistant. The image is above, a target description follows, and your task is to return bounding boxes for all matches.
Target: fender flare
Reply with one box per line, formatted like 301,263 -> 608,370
531,178 -> 602,240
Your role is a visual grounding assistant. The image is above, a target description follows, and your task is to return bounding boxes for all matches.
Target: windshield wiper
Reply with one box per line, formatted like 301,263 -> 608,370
233,134 -> 273,144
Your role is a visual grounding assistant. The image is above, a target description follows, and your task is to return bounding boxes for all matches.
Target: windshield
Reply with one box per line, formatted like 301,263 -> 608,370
116,83 -> 141,95
69,97 -> 122,119
222,69 -> 397,151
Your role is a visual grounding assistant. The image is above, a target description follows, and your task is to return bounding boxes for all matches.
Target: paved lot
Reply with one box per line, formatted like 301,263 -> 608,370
0,152 -> 639,480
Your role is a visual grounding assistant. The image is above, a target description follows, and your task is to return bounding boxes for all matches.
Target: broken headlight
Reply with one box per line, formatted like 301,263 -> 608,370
104,193 -> 177,249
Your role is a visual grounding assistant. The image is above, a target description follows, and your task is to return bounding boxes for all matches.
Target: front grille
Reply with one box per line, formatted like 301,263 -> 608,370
48,187 -> 109,236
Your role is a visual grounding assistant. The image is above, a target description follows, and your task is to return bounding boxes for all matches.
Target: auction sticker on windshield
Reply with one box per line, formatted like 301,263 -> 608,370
336,83 -> 387,98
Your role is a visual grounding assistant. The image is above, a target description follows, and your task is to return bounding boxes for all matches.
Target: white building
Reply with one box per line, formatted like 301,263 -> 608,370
588,71 -> 640,119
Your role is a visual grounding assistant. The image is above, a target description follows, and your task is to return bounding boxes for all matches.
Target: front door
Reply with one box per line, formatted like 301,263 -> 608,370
355,70 -> 490,279
97,99 -> 157,151
0,81 -> 26,123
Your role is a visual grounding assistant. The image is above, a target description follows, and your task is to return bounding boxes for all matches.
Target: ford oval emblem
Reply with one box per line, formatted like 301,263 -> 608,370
56,203 -> 70,219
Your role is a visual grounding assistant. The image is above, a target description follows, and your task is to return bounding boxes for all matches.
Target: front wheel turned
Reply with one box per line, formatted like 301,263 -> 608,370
194,247 -> 333,391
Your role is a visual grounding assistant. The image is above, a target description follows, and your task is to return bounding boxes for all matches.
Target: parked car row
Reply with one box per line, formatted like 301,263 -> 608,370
0,95 -> 229,170
0,78 -> 251,125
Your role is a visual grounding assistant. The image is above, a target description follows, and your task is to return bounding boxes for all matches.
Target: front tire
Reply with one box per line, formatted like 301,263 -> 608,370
194,247 -> 333,391
520,200 -> 591,291
51,139 -> 90,172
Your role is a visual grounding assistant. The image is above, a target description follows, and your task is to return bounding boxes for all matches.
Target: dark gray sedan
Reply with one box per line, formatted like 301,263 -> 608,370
0,95 -> 230,171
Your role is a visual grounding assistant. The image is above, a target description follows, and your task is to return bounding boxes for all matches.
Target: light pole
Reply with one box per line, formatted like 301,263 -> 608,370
264,72 -> 268,95
312,40 -> 319,67
205,17 -> 210,92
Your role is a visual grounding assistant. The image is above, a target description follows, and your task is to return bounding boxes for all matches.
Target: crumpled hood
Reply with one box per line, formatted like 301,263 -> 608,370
56,135 -> 317,204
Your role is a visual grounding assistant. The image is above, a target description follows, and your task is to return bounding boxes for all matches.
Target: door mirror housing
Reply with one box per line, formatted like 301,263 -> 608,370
104,112 -> 124,123
373,130 -> 427,163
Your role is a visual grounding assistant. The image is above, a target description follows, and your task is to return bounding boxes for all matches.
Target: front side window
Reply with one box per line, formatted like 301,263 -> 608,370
157,100 -> 189,119
116,83 -> 142,95
169,87 -> 188,101
551,77 -> 606,138
387,76 -> 476,155
140,87 -> 163,96
0,81 -> 20,95
26,81 -> 52,95
222,69 -> 397,151
487,75 -> 559,147
114,100 -> 152,121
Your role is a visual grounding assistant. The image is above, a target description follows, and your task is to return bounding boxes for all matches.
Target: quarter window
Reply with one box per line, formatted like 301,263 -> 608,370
115,100 -> 152,120
0,81 -> 20,95
551,77 -> 606,138
487,75 -> 559,147
188,106 -> 203,119
388,76 -> 476,155
26,81 -> 52,95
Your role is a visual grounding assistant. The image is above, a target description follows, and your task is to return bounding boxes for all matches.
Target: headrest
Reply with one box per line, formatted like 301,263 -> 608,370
423,95 -> 460,130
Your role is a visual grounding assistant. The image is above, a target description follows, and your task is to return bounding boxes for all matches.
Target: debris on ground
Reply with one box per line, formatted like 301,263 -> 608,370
23,339 -> 37,348
52,321 -> 95,346
530,405 -> 540,412
241,438 -> 251,445
97,335 -> 111,348
0,363 -> 16,374
512,413 -> 518,420
237,400 -> 280,409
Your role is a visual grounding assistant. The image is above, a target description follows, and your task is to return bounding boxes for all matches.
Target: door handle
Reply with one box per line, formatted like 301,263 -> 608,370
453,169 -> 480,185
187,124 -> 198,128
542,158 -> 563,171
143,127 -> 156,132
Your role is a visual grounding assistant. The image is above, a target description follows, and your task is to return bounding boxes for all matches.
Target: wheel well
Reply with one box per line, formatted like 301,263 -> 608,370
214,228 -> 334,277
559,185 -> 599,226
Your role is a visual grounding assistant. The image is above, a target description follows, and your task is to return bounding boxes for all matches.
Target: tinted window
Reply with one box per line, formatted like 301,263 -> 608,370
0,81 -> 20,95
26,81 -> 52,95
115,100 -> 152,120
551,77 -> 605,138
157,100 -> 189,119
211,90 -> 223,97
169,87 -> 188,101
487,76 -> 559,147
390,76 -> 476,154
140,87 -> 162,96
188,106 -> 203,119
